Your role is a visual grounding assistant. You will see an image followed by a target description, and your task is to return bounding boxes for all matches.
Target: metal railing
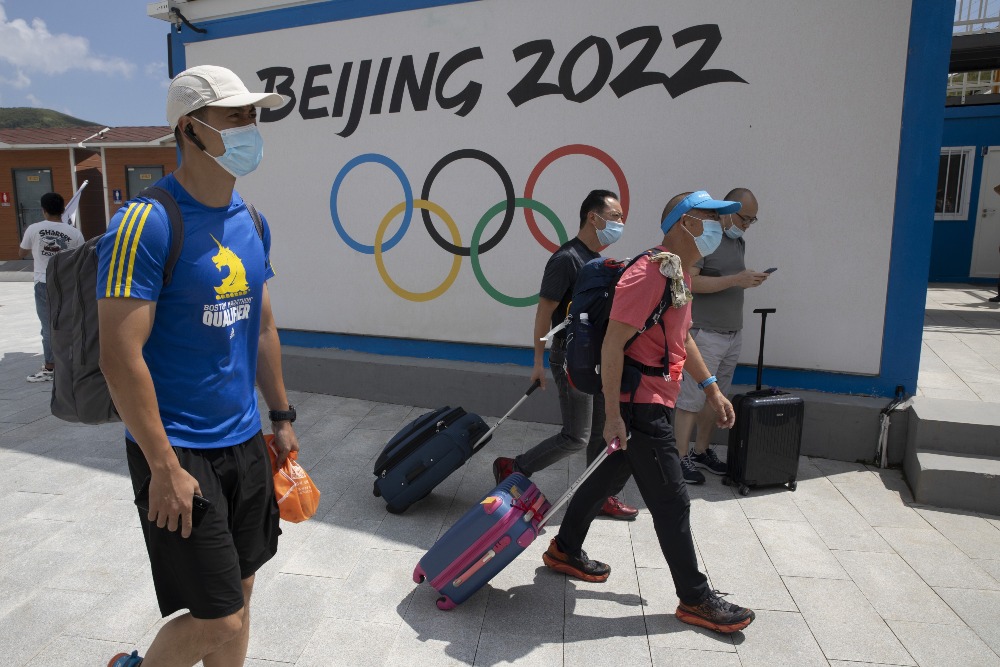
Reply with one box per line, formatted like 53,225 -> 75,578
954,0 -> 1000,34
946,70 -> 1000,100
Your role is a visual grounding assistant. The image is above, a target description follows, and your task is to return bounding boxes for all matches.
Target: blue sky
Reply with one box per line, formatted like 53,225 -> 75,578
0,0 -> 170,126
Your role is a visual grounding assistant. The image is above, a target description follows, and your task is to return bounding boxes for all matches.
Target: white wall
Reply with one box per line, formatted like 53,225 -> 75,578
186,0 -> 912,374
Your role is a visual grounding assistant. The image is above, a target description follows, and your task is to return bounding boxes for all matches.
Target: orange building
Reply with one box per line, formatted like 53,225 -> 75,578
0,126 -> 176,258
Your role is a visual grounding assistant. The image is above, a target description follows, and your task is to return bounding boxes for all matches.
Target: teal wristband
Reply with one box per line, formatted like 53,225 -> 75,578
698,375 -> 718,390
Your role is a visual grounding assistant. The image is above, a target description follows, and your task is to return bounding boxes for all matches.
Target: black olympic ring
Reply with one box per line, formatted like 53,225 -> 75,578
420,148 -> 516,257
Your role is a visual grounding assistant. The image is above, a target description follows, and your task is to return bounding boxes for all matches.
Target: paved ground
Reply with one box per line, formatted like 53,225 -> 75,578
1,270 -> 999,666
920,284 -> 1000,402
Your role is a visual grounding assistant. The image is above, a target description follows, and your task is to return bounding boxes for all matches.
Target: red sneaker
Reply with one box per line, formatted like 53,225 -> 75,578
599,496 -> 638,521
492,457 -> 516,484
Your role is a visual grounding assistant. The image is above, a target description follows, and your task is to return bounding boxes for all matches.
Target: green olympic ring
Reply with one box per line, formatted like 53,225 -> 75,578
470,198 -> 568,307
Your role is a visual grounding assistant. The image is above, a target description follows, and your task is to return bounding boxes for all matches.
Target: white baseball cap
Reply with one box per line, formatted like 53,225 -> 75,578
166,64 -> 286,128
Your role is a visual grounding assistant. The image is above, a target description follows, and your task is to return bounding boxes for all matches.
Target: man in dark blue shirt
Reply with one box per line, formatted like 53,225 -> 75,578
493,189 -> 638,520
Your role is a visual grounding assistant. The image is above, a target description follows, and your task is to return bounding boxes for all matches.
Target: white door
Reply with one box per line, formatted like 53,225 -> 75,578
970,146 -> 1000,278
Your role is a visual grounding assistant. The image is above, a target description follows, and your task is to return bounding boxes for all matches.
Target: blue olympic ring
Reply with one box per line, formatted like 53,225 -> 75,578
330,153 -> 413,254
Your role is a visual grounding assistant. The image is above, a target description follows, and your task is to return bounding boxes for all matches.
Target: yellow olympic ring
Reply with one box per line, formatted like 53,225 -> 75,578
374,199 -> 463,302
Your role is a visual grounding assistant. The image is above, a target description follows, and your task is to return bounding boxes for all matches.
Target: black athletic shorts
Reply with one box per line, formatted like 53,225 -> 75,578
126,431 -> 281,619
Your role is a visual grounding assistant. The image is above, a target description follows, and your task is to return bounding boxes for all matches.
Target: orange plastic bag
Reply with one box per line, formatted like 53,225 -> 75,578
265,435 -> 320,522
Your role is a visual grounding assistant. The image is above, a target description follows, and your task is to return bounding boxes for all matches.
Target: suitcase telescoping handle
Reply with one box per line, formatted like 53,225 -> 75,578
471,380 -> 541,454
752,308 -> 776,391
537,437 -> 622,531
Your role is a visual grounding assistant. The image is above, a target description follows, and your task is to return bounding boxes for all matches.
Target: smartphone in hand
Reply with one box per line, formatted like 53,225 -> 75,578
134,476 -> 211,528
764,267 -> 777,274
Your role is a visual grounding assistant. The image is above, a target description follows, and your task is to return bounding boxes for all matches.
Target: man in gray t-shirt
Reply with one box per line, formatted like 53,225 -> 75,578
18,192 -> 84,382
674,188 -> 770,484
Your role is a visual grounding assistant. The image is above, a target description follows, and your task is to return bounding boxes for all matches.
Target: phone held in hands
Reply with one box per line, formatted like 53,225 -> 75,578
764,267 -> 777,274
134,476 -> 212,528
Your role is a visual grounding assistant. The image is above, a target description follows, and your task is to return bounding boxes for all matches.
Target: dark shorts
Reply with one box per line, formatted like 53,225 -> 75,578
126,431 -> 281,619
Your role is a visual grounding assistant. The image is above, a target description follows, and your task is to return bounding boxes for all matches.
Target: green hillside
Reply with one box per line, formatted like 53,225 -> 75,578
0,107 -> 102,129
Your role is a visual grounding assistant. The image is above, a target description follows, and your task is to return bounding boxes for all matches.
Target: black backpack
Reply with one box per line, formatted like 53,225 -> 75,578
563,250 -> 673,395
46,187 -> 263,424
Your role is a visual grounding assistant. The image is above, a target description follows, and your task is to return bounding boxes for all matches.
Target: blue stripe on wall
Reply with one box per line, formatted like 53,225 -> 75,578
279,330 -> 538,366
176,0 -> 953,398
168,0 -> 479,74
866,0 -> 953,397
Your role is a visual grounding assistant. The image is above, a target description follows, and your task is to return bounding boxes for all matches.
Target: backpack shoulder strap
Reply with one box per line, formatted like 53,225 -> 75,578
622,249 -> 675,351
244,201 -> 271,275
137,186 -> 184,287
244,201 -> 264,242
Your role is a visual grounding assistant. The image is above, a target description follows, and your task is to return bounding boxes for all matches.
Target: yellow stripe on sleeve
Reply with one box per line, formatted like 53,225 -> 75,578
123,204 -> 154,298
104,203 -> 138,298
110,203 -> 150,298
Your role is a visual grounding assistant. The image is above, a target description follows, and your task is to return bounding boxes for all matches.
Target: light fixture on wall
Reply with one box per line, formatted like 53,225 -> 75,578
78,127 -> 111,148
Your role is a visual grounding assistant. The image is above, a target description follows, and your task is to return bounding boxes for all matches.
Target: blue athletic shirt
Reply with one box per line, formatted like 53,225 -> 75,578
96,174 -> 275,449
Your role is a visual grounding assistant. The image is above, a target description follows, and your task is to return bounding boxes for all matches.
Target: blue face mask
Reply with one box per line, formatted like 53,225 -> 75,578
595,216 -> 624,245
193,117 -> 264,178
724,216 -> 744,239
683,215 -> 723,257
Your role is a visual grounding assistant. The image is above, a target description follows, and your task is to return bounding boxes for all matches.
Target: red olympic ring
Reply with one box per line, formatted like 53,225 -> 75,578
523,144 -> 630,253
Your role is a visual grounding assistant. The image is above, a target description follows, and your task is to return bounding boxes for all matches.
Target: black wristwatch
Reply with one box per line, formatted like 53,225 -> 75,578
268,404 -> 296,423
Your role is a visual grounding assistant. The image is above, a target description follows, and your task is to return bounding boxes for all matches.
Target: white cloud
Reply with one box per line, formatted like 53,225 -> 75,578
26,93 -> 43,107
145,61 -> 166,77
0,4 -> 135,77
0,69 -> 30,88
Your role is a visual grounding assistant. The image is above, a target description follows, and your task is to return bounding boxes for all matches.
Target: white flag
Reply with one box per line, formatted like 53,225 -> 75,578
62,180 -> 89,226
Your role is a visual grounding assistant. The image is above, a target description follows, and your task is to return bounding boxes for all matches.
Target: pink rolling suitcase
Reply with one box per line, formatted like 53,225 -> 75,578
412,438 -> 622,610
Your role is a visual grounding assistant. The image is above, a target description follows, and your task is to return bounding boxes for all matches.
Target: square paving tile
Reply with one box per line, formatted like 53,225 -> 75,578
934,587 -> 1000,655
887,620 -> 1000,667
783,576 -> 914,665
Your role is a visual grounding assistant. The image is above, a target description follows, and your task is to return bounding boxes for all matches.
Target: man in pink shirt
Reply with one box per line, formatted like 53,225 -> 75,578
542,191 -> 755,634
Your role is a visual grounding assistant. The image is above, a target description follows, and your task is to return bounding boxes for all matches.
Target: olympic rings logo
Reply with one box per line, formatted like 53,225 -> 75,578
329,144 -> 630,306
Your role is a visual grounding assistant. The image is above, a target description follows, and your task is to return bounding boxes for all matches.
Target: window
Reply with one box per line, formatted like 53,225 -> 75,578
935,147 -> 975,220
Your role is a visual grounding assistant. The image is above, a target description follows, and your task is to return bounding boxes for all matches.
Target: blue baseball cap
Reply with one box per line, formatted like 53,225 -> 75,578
660,190 -> 741,234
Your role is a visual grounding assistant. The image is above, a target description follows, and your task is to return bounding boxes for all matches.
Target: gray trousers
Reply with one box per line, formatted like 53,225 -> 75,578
515,346 -> 607,475
34,281 -> 52,365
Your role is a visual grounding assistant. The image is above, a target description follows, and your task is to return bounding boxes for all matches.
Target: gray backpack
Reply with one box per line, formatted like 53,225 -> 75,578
46,187 -> 262,424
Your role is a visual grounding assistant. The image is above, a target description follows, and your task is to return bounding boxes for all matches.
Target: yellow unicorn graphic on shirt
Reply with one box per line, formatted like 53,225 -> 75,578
210,234 -> 249,300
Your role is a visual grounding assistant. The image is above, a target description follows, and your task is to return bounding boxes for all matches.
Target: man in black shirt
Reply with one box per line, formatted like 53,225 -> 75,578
493,190 -> 638,520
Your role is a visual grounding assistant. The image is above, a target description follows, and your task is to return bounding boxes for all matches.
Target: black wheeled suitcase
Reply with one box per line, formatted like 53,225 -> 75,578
723,308 -> 804,496
373,381 -> 539,513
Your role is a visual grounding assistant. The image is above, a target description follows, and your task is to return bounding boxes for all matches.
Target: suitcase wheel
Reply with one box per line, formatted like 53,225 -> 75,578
721,476 -> 732,487
787,481 -> 797,492
739,485 -> 750,497
386,504 -> 406,515
436,596 -> 457,611
373,481 -> 381,498
413,564 -> 426,584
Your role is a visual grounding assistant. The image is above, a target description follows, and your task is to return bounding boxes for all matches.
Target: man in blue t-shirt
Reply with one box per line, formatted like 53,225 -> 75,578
100,65 -> 298,667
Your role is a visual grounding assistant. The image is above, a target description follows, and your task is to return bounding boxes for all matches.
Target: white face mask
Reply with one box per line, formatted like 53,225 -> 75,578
192,116 -> 264,177
594,215 -> 624,245
682,215 -> 723,257
725,215 -> 744,239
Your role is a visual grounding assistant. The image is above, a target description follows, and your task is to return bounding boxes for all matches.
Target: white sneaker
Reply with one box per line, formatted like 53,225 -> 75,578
26,368 -> 53,382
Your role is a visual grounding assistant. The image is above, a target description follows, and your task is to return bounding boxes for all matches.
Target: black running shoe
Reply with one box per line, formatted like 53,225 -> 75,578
676,590 -> 755,633
542,539 -> 610,582
681,453 -> 706,484
690,448 -> 727,475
